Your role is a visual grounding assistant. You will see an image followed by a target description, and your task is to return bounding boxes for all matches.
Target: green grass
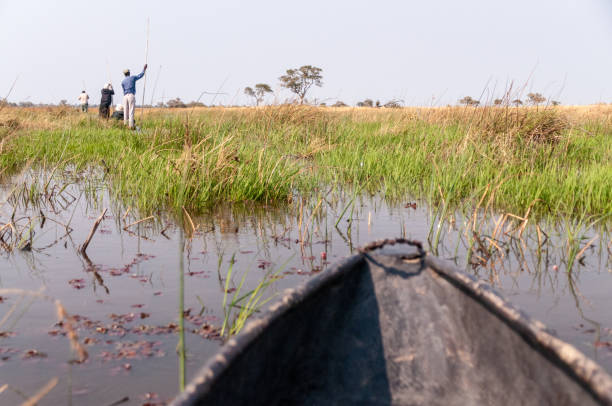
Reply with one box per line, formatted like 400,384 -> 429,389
220,254 -> 282,338
1,106 -> 610,219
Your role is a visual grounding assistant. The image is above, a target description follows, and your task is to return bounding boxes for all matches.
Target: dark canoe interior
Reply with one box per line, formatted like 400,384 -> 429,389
172,239 -> 612,406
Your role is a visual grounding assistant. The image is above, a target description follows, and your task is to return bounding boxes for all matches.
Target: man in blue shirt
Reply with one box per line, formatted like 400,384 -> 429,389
121,64 -> 147,129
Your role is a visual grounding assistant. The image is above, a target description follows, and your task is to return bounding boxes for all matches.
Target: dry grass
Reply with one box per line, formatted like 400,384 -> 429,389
469,107 -> 569,145
1,103 -> 610,134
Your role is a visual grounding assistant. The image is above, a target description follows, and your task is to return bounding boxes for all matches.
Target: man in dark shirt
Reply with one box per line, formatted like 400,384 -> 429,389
99,83 -> 114,119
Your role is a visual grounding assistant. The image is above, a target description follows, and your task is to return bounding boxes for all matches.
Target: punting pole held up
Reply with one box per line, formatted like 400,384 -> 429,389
141,18 -> 150,118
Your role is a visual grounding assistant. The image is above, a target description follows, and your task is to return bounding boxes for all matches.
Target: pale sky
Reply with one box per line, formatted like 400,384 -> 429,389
1,0 -> 611,106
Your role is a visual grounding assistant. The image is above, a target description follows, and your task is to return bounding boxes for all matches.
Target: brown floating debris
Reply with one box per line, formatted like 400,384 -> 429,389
55,301 -> 89,363
123,215 -> 155,231
121,207 -> 131,221
182,206 -> 196,234
21,377 -> 59,406
106,396 -> 130,406
79,208 -> 107,255
23,349 -> 47,359
160,224 -> 171,239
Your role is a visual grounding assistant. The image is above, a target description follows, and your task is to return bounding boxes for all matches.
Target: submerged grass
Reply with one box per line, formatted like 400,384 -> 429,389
0,104 -> 610,219
220,254 -> 282,338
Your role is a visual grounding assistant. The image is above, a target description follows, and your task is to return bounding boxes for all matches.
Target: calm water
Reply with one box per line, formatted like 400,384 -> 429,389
0,171 -> 610,405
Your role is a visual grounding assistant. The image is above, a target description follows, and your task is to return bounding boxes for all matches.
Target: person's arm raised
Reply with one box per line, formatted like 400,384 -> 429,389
135,65 -> 148,80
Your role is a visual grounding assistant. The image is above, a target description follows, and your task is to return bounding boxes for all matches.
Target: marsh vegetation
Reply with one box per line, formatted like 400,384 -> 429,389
0,104 -> 610,404
1,104 -> 610,216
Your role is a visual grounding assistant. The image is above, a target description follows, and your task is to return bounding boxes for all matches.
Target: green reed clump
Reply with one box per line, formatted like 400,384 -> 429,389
0,105 -> 610,218
220,255 -> 281,338
0,114 -> 307,213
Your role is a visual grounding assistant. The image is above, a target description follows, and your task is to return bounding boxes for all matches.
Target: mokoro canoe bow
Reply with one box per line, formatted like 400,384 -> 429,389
172,238 -> 612,406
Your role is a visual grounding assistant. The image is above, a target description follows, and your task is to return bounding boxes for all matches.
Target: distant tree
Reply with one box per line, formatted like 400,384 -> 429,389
493,99 -> 503,106
512,99 -> 523,106
458,96 -> 480,106
527,92 -> 546,105
375,100 -> 381,108
186,101 -> 206,107
319,102 -> 327,107
167,98 -> 186,108
19,101 -> 34,107
383,100 -> 402,108
551,100 -> 561,106
244,83 -> 273,106
357,99 -> 374,107
279,65 -> 323,104
332,101 -> 347,107
59,99 -> 68,106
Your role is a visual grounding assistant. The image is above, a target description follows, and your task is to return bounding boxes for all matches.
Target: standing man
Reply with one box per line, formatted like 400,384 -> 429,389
99,83 -> 114,119
121,64 -> 147,129
78,90 -> 89,112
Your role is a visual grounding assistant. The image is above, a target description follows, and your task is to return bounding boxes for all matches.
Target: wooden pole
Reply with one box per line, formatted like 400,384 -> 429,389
141,18 -> 150,118
150,65 -> 162,106
105,58 -> 112,86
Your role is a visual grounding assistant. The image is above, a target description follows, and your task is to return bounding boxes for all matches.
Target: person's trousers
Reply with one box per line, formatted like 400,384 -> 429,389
81,103 -> 88,112
123,94 -> 136,128
99,104 -> 110,119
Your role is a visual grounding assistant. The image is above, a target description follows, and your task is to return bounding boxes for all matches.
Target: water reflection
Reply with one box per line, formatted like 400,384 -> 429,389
0,170 -> 610,404
178,226 -> 186,391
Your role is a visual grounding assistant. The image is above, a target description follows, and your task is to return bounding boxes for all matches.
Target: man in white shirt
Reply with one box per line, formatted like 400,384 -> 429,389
78,91 -> 89,112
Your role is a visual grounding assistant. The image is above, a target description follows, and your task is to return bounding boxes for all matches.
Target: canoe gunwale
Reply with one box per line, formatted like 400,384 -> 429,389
171,239 -> 612,405
425,254 -> 612,405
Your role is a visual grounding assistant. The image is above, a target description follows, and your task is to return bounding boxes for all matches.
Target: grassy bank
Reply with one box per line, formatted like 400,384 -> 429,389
0,105 -> 610,218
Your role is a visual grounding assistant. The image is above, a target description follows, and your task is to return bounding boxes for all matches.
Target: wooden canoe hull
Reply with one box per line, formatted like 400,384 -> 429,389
172,239 -> 612,406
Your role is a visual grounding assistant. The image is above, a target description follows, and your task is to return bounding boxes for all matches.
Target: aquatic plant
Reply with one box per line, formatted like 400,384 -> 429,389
220,255 -> 283,338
